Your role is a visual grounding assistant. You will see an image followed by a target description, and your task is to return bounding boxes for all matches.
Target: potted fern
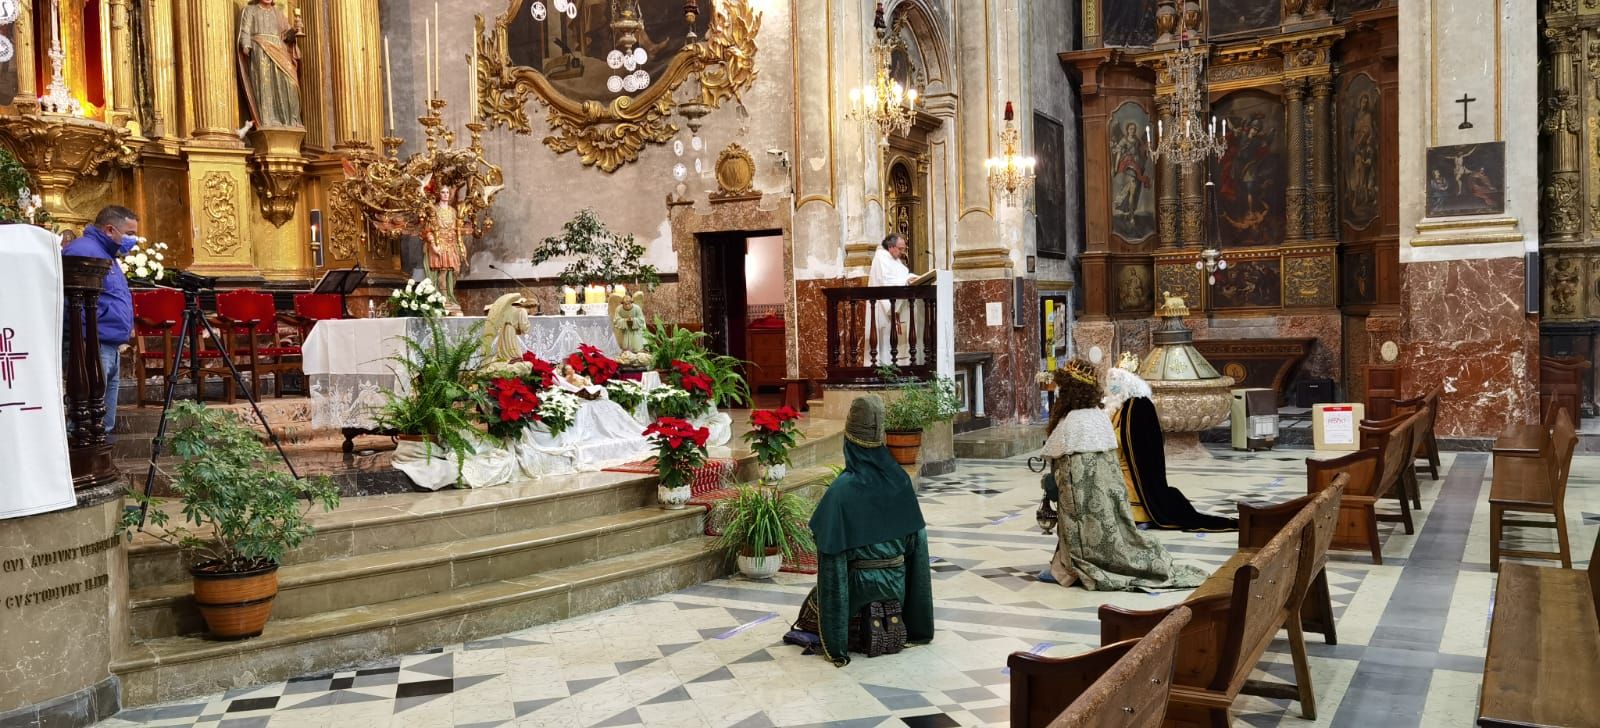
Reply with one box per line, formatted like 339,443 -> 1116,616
373,319 -> 487,489
121,402 -> 340,640
712,485 -> 816,579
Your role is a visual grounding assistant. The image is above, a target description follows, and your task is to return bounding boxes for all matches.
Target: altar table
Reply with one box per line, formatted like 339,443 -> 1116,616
303,315 -> 618,430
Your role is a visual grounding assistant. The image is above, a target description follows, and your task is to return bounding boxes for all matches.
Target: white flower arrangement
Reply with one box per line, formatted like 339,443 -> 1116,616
604,378 -> 648,413
116,238 -> 172,284
645,385 -> 698,420
388,278 -> 447,318
535,389 -> 581,437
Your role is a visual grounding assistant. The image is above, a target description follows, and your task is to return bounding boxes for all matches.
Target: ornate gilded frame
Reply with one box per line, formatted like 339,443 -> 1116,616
478,0 -> 761,172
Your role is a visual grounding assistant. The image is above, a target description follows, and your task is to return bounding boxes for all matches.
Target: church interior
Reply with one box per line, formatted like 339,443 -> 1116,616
3,0 -> 1599,727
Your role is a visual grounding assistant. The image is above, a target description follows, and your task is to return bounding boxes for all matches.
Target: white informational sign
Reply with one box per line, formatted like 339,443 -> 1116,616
1313,403 -> 1366,452
0,225 -> 76,519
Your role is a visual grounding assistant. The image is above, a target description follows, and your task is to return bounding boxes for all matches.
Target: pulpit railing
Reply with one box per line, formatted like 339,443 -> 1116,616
61,255 -> 121,491
823,284 -> 938,383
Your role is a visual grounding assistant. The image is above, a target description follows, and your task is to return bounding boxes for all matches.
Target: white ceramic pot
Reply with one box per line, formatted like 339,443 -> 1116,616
762,463 -> 788,484
658,484 -> 691,510
559,303 -> 582,316
737,550 -> 782,579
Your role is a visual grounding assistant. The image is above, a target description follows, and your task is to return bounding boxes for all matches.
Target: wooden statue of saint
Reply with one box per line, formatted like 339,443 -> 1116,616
237,0 -> 305,129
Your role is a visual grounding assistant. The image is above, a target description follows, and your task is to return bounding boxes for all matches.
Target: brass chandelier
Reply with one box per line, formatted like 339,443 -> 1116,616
984,101 -> 1036,208
1147,34 -> 1224,166
847,3 -> 918,144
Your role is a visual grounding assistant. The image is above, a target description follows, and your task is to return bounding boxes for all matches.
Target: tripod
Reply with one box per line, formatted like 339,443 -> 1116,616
137,285 -> 300,525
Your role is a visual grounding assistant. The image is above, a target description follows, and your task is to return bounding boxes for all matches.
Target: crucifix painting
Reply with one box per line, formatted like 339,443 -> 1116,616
1424,142 -> 1504,217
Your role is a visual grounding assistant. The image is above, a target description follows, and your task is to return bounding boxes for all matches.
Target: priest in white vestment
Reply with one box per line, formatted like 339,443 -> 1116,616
866,234 -> 912,367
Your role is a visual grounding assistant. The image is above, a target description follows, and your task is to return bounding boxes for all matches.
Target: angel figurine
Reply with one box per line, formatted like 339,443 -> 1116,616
421,183 -> 469,309
481,293 -> 531,361
611,291 -> 647,353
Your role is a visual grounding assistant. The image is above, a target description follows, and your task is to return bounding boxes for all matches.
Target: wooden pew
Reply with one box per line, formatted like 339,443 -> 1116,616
1392,385 -> 1441,481
1094,479 -> 1347,727
1477,535 -> 1600,727
1009,607 -> 1192,728
1307,448 -> 1385,564
1361,411 -> 1423,514
1489,408 -> 1579,571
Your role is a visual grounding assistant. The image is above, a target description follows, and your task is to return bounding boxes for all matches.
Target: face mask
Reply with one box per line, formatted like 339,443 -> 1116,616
117,234 -> 138,255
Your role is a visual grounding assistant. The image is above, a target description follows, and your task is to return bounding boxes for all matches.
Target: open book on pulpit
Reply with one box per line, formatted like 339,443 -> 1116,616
909,269 -> 938,286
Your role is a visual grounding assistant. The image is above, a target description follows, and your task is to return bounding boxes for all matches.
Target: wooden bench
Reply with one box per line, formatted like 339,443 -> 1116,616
1539,355 -> 1589,426
1094,479 -> 1347,726
1009,607 -> 1192,728
1392,385 -> 1441,481
1478,535 -> 1600,727
1489,408 -> 1579,571
1361,411 -> 1423,514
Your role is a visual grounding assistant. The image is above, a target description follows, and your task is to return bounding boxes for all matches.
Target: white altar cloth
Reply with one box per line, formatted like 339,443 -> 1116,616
0,225 -> 75,519
304,315 -> 618,430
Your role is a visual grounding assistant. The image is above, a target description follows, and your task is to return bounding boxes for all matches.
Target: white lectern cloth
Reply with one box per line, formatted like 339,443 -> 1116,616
0,225 -> 76,519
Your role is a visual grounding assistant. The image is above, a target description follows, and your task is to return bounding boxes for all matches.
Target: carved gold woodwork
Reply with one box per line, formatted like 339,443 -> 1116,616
200,172 -> 243,257
710,142 -> 757,201
1154,261 -> 1203,311
1284,254 -> 1335,307
0,115 -> 137,228
480,0 -> 761,172
248,128 -> 307,227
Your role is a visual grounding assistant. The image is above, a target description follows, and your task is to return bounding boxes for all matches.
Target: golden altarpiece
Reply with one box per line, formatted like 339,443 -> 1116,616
0,0 -> 398,291
1063,0 -> 1397,399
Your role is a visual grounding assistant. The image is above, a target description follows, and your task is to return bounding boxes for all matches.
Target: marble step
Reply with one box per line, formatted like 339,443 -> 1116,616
126,503 -> 712,641
113,538 -> 729,708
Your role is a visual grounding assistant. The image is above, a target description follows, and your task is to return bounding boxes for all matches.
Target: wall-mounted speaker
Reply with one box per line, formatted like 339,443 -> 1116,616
1525,250 -> 1540,315
1013,277 -> 1026,329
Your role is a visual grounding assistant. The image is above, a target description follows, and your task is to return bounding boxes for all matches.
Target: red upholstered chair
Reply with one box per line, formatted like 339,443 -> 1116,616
288,293 -> 345,340
215,290 -> 298,400
131,289 -> 229,405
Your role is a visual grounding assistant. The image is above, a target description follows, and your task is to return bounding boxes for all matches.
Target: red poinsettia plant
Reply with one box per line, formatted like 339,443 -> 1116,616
644,416 -> 711,493
520,352 -> 558,389
565,344 -> 620,384
666,359 -> 716,409
484,377 -> 542,440
742,406 -> 804,468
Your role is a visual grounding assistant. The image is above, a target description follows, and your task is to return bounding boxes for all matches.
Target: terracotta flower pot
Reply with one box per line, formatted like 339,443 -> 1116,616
190,560 -> 279,640
885,430 -> 923,466
737,546 -> 783,579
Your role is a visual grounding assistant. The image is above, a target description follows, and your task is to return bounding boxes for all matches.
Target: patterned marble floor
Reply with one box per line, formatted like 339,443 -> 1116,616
99,447 -> 1600,728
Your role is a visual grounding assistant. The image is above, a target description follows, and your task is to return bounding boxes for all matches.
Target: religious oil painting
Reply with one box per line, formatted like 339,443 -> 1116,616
1342,248 -> 1376,306
1209,0 -> 1281,37
1113,263 -> 1153,314
1214,91 -> 1287,248
1425,142 -> 1504,217
1336,0 -> 1387,21
1209,259 -> 1282,310
1341,74 -> 1381,231
1101,0 -> 1158,47
1039,293 -> 1070,362
1109,102 -> 1157,244
1035,113 -> 1068,259
506,0 -> 712,101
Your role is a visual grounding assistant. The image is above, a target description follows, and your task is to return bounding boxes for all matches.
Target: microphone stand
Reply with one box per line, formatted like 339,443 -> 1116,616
486,264 -> 540,314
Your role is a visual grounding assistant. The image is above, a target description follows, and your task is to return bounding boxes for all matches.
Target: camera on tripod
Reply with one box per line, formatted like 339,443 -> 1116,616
172,270 -> 218,292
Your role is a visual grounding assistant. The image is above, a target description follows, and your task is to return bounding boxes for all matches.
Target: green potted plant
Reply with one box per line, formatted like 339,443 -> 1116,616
531,208 -> 661,290
643,416 -> 711,509
743,406 -> 804,483
712,485 -> 816,579
880,369 -> 961,466
373,320 -> 487,489
121,402 -> 339,640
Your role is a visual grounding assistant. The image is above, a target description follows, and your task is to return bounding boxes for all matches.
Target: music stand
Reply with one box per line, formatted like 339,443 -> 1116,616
312,267 -> 368,317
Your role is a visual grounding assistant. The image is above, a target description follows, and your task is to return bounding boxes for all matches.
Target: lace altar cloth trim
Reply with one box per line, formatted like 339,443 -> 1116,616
304,315 -> 619,430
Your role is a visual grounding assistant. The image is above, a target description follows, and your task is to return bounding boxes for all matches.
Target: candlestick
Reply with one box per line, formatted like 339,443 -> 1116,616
384,35 -> 395,132
50,0 -> 60,48
423,19 -> 432,101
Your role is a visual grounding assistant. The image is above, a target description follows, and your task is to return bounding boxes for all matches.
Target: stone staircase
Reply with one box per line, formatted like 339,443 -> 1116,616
113,424 -> 843,707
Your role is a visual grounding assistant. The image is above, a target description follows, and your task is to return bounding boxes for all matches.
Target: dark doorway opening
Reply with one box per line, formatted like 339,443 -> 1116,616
697,230 -> 786,398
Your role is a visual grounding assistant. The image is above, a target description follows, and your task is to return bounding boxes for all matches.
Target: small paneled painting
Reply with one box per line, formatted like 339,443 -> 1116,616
1209,259 -> 1282,310
1109,102 -> 1157,244
1424,142 -> 1504,217
1209,0 -> 1282,37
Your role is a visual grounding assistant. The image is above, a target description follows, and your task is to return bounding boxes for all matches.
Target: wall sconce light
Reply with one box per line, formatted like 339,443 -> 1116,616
309,208 -> 324,269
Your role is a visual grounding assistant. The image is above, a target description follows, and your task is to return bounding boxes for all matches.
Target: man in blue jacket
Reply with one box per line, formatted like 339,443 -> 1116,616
62,205 -> 139,435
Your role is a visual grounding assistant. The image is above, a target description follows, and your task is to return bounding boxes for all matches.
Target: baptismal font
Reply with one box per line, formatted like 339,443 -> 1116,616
1136,293 -> 1235,459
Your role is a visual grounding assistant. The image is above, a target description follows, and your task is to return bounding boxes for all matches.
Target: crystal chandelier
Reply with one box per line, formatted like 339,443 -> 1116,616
1146,34 -> 1222,166
984,101 -> 1036,207
1195,247 -> 1227,285
847,3 -> 918,144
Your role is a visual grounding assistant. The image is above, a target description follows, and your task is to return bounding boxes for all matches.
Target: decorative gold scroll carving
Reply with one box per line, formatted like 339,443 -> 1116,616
480,0 -> 761,172
326,181 -> 362,261
200,172 -> 242,257
1284,254 -> 1335,307
710,142 -> 758,201
1155,261 -> 1203,311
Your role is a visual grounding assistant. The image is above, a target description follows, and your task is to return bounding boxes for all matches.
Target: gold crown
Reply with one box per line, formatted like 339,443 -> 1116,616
1062,358 -> 1097,386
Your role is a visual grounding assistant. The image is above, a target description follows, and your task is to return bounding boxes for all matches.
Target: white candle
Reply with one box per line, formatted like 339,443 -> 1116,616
50,0 -> 60,48
469,37 -> 477,120
384,35 -> 395,132
423,20 -> 432,101
434,3 -> 441,101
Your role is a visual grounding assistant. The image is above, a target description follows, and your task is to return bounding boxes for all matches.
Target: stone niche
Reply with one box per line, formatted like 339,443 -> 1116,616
0,487 -> 128,728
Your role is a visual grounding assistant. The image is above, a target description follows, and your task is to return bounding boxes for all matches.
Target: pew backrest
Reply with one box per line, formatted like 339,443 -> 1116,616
1046,607 -> 1193,728
1549,408 -> 1578,505
1360,412 -> 1418,499
1300,476 -> 1347,596
1215,509 -> 1311,693
1307,448 -> 1380,499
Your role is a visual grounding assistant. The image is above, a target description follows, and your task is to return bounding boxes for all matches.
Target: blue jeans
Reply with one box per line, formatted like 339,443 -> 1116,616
99,341 -> 120,435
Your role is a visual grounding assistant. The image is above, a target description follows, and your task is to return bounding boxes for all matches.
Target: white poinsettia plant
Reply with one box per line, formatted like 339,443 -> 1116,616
388,278 -> 447,318
534,389 -> 581,438
117,238 -> 172,284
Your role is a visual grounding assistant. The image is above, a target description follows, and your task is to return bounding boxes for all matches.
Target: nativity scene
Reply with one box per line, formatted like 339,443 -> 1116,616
5,1 -> 1597,728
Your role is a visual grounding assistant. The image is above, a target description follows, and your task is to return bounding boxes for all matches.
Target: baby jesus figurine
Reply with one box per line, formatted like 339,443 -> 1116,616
558,363 -> 605,400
